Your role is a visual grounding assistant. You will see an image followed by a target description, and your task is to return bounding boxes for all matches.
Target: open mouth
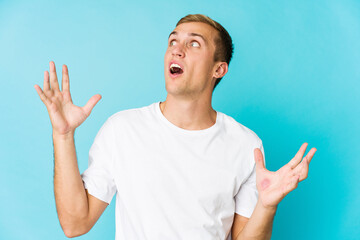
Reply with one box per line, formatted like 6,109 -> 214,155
170,63 -> 183,76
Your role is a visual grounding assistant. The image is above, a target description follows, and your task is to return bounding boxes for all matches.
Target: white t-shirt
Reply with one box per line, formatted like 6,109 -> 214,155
81,102 -> 265,240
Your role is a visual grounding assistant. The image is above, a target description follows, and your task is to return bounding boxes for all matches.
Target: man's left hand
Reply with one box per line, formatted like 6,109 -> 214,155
254,143 -> 317,210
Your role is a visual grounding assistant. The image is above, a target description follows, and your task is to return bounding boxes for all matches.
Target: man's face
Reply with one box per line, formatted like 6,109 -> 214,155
164,22 -> 219,98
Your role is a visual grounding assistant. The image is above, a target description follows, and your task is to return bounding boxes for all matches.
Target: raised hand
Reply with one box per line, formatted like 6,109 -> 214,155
34,61 -> 101,136
254,143 -> 317,209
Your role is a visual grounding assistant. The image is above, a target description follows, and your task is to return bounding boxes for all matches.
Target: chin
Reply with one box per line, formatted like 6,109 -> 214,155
165,83 -> 181,95
164,73 -> 193,96
164,82 -> 187,96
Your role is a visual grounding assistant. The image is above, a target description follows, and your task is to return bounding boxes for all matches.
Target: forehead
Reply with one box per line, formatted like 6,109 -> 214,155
171,22 -> 218,44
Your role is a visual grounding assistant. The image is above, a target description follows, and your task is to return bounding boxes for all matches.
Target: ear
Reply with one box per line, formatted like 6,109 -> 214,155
213,62 -> 228,79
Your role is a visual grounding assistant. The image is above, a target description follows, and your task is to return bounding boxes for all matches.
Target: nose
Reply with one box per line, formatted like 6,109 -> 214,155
172,44 -> 185,58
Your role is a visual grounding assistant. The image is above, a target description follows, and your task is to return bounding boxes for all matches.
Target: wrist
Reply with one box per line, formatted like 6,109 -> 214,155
261,205 -> 278,214
52,130 -> 75,140
258,199 -> 278,214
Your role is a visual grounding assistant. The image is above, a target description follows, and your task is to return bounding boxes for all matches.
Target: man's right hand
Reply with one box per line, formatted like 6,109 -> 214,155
34,62 -> 107,237
34,61 -> 101,136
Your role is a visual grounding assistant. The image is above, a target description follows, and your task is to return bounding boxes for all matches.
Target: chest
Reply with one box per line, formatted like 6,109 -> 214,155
113,128 -> 247,207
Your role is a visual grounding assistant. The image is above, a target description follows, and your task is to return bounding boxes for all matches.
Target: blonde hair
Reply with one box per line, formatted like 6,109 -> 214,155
176,14 -> 234,90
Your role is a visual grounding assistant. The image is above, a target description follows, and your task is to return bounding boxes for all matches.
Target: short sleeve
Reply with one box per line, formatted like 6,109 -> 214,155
81,118 -> 117,204
234,142 -> 265,218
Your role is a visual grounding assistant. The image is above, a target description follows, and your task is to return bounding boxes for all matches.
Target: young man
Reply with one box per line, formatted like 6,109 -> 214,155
34,14 -> 316,240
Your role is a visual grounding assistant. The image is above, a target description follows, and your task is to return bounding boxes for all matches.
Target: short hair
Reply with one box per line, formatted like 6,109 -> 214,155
176,14 -> 234,90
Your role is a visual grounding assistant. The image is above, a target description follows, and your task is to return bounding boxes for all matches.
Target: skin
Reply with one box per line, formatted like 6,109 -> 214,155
232,143 -> 316,240
34,21 -> 317,239
34,63 -> 106,237
161,22 -> 228,130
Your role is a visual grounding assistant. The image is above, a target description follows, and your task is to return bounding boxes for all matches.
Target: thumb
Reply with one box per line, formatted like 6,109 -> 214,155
83,94 -> 102,116
254,148 -> 265,170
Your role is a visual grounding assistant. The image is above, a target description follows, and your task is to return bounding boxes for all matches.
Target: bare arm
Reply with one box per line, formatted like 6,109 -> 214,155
233,202 -> 276,240
231,213 -> 249,239
53,132 -> 108,237
35,61 -> 107,237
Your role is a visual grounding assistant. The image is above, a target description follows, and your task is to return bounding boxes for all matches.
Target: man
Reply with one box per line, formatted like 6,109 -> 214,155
34,14 -> 316,240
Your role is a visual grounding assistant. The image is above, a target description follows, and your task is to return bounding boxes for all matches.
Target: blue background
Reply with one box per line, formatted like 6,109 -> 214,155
0,0 -> 359,239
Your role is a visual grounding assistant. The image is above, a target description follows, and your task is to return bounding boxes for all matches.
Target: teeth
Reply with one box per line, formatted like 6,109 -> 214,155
170,63 -> 182,69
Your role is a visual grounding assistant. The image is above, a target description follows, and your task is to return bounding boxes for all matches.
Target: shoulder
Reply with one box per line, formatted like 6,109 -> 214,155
106,102 -> 155,124
220,112 -> 262,147
93,103 -> 156,141
99,103 -> 158,134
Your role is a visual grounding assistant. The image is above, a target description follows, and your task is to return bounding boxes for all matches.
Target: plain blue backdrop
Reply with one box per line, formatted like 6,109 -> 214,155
0,0 -> 359,239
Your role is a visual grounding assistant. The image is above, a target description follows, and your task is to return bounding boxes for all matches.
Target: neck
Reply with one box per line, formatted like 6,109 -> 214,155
160,95 -> 217,130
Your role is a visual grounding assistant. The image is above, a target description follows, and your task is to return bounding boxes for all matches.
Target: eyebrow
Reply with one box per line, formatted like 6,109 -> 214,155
168,31 -> 208,44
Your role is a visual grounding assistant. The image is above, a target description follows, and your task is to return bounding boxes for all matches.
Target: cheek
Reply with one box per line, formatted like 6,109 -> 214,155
164,51 -> 170,68
190,65 -> 211,82
197,61 -> 214,76
164,50 -> 169,60
164,48 -> 172,59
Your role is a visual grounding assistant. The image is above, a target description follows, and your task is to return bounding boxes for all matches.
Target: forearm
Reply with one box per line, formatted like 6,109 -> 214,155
235,200 -> 277,240
53,131 -> 89,236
